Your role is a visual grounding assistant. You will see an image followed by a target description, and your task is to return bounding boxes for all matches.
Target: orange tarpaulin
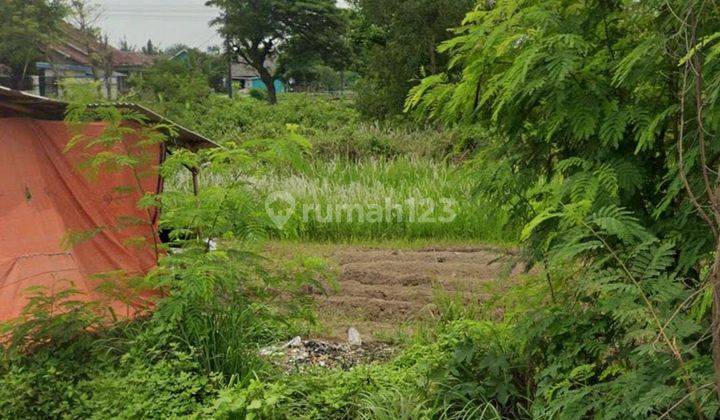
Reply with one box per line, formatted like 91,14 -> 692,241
0,117 -> 162,322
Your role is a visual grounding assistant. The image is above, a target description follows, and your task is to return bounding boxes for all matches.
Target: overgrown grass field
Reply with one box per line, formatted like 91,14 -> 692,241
6,23 -> 720,418
162,93 -> 508,243
169,157 -> 509,243
259,157 -> 507,241
169,93 -> 470,160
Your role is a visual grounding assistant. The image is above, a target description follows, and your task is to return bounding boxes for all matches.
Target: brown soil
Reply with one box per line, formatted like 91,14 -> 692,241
268,243 -> 523,342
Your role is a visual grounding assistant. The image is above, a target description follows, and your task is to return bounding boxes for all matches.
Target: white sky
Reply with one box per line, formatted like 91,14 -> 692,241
96,0 -> 349,51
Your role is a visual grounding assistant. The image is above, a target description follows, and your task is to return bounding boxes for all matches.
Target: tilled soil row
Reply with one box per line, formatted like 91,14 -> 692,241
313,246 -> 519,340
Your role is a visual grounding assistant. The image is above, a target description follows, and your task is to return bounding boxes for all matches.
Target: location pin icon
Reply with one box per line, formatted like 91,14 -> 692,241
265,191 -> 296,229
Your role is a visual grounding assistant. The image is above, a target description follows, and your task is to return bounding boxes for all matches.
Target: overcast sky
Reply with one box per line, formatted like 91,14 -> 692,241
96,0 -> 349,51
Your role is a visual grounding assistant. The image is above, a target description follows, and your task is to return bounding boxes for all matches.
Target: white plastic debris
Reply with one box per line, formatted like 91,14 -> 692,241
347,327 -> 362,348
285,336 -> 303,348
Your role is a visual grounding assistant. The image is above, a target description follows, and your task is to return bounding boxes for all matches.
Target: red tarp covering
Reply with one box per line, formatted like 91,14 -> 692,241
0,118 -> 162,322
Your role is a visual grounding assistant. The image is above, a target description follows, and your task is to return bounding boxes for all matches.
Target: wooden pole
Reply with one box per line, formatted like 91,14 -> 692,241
226,38 -> 234,99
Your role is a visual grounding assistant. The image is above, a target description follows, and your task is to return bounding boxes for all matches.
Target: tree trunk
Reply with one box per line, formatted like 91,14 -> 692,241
261,73 -> 277,105
712,242 -> 720,400
428,33 -> 438,74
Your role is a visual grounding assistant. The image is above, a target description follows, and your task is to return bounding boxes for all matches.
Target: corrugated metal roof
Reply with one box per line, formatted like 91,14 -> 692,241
0,87 -> 218,151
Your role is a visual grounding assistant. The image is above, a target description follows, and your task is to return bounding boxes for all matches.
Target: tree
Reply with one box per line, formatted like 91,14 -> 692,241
277,7 -> 352,92
0,0 -> 67,88
133,44 -> 227,96
206,0 -> 345,104
349,0 -> 474,118
68,0 -> 101,35
129,45 -> 231,114
674,2 -> 720,399
69,0 -> 115,98
119,37 -> 136,52
408,0 -> 720,406
142,40 -> 159,55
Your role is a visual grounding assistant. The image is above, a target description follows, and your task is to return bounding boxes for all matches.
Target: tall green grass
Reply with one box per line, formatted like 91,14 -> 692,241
161,94 -> 508,242
258,157 -> 507,241
170,157 -> 510,243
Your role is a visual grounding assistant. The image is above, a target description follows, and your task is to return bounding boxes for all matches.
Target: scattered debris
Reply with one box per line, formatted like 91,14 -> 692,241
286,336 -> 303,348
259,336 -> 394,373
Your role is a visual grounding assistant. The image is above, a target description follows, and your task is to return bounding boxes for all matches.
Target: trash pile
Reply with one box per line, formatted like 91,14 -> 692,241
259,328 -> 395,373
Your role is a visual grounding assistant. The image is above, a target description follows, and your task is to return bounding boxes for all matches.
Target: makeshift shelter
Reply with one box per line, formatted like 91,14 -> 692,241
0,87 -> 215,322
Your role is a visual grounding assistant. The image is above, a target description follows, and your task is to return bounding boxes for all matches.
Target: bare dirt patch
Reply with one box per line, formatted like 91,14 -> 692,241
267,242 -> 522,342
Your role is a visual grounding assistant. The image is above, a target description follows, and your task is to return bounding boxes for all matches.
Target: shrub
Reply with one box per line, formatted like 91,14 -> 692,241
76,350 -> 223,419
151,93 -> 470,161
205,319 -> 523,419
248,88 -> 268,101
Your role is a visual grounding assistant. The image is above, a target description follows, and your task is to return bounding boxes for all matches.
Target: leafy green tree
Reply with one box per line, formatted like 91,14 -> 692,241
206,0 -> 345,104
69,0 -> 118,98
278,7 -> 353,91
165,45 -> 227,92
349,0 -> 474,118
119,37 -> 136,52
407,0 -> 715,264
130,58 -> 213,112
0,0 -> 67,88
142,39 -> 160,55
409,0 -> 720,404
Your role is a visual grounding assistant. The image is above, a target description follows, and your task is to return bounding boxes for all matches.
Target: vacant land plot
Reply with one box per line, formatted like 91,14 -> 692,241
267,242 -> 523,341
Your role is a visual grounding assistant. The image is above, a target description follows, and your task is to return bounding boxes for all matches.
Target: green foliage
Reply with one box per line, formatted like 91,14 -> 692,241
206,319 -> 523,419
164,93 -> 357,143
0,0 -> 66,82
76,349 -> 223,419
0,324 -> 223,419
129,56 -> 214,109
402,0 -> 720,417
248,87 -> 268,101
154,96 -> 512,379
405,0 -> 720,298
350,0 -> 474,118
406,0 -> 718,262
0,90 -> 332,418
251,157 -> 509,242
516,205 -> 718,418
283,64 -> 359,93
164,142 -> 510,242
150,125 -> 328,382
159,93 -> 474,162
207,0 -> 346,103
204,210 -> 720,418
8,0 -> 720,411
0,285 -> 129,419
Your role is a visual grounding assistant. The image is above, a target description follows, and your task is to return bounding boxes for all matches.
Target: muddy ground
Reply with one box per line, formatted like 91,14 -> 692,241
267,243 -> 524,342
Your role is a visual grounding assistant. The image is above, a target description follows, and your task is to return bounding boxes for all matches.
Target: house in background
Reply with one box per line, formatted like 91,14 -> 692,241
38,24 -> 155,98
170,49 -> 190,64
0,24 -> 155,99
231,57 -> 286,94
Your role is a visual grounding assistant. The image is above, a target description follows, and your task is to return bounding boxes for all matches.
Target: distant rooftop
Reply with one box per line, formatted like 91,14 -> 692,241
231,56 -> 279,79
48,23 -> 156,69
0,86 -> 218,151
